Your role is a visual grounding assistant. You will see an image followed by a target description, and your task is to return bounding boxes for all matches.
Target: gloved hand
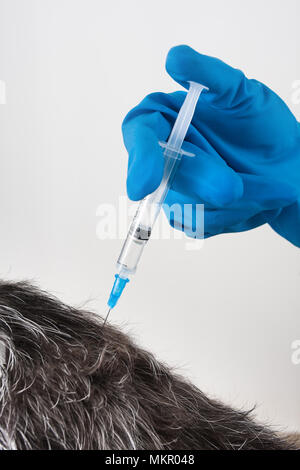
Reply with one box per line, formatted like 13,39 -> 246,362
122,45 -> 300,247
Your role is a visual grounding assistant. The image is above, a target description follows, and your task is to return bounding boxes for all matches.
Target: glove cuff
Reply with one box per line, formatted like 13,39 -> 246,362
269,200 -> 300,248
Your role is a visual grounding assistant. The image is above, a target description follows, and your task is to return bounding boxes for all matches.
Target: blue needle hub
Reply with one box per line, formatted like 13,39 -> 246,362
108,274 -> 130,309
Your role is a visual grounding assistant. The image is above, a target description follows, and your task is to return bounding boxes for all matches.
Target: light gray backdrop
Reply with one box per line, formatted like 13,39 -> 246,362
0,0 -> 299,432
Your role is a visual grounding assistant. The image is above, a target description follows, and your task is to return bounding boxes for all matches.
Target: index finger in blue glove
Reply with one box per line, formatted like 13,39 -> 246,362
122,106 -> 171,201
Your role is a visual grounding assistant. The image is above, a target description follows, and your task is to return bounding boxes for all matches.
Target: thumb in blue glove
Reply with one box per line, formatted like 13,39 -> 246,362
122,45 -> 300,247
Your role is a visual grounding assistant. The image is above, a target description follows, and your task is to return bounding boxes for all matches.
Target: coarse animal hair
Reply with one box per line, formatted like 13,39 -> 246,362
0,280 -> 294,450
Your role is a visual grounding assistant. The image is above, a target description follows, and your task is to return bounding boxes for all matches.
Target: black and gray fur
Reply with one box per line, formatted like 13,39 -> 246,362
0,281 -> 293,450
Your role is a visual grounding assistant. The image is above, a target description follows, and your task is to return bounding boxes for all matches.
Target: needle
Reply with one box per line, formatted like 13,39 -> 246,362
103,308 -> 111,326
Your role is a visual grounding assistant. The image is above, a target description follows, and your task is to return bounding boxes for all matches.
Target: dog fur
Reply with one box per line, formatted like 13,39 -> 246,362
0,280 -> 293,450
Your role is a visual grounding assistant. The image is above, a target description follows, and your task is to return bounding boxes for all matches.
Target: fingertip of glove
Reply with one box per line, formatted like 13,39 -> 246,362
126,182 -> 145,202
212,172 -> 244,207
166,45 -> 199,86
126,153 -> 164,202
126,175 -> 161,202
166,44 -> 194,63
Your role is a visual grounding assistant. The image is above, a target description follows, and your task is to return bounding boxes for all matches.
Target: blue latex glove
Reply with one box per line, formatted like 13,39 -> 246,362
122,45 -> 300,247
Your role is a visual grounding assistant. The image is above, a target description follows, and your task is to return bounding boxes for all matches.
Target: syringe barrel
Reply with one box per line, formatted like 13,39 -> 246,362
116,145 -> 183,277
116,231 -> 147,277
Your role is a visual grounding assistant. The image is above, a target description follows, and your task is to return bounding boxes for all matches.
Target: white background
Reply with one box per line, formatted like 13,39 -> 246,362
0,0 -> 299,432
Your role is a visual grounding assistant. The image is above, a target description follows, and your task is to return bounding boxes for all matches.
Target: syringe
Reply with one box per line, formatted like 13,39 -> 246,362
107,81 -> 208,312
